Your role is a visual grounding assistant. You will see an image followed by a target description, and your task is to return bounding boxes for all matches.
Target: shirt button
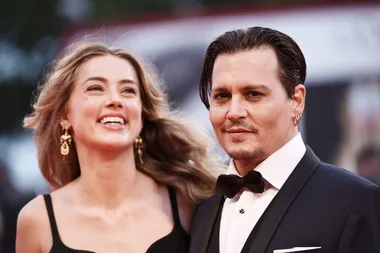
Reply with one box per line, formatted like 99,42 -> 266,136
239,208 -> 245,214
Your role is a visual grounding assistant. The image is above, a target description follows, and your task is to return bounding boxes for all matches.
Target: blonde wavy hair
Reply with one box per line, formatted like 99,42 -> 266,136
24,41 -> 224,204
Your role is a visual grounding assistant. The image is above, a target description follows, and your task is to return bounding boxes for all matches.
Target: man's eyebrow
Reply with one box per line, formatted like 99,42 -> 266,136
210,87 -> 229,94
240,84 -> 272,93
211,84 -> 272,93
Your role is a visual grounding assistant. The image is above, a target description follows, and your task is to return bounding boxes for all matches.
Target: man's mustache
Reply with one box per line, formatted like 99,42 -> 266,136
221,122 -> 258,133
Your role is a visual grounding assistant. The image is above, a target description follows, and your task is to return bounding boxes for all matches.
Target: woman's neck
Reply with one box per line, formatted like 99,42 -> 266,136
74,145 -> 151,209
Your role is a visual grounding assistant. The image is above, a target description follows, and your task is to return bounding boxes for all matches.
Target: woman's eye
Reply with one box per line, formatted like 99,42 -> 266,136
87,85 -> 103,92
123,88 -> 137,94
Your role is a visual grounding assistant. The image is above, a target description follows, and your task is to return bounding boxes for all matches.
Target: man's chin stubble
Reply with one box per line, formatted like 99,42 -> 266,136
229,149 -> 265,161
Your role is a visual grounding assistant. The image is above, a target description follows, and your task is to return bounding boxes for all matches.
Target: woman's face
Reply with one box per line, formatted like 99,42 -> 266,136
63,55 -> 143,153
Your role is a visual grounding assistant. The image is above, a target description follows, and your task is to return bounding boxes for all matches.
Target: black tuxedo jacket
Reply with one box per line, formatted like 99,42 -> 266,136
190,147 -> 380,253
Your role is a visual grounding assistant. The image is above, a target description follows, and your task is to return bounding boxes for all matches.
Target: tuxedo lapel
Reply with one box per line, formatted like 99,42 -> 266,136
247,146 -> 320,253
190,193 -> 224,253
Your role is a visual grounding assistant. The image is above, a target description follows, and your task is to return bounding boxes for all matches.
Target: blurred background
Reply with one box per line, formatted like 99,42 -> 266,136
1,0 -> 380,251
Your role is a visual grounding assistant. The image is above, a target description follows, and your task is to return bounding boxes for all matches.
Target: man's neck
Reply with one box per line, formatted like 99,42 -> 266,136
234,132 -> 300,176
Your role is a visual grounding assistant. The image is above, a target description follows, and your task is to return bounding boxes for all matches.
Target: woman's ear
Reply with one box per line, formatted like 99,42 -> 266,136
60,119 -> 71,130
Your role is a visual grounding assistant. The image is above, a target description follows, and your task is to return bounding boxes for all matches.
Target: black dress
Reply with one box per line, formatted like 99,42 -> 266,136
43,187 -> 189,253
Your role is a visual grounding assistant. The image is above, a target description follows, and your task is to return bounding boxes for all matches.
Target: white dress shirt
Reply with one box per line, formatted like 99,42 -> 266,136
219,133 -> 306,253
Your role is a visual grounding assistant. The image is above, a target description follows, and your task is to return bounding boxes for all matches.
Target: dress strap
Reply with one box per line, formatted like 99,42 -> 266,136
43,194 -> 60,242
168,186 -> 181,227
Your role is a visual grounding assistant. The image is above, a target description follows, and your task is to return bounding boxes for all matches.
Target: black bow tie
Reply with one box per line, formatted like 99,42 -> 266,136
215,170 -> 265,198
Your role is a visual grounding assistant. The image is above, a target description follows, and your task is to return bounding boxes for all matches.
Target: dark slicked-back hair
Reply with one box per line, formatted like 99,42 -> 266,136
200,26 -> 307,109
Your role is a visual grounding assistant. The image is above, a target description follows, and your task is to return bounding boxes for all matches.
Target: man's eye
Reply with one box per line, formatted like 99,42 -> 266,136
214,93 -> 230,100
247,91 -> 262,97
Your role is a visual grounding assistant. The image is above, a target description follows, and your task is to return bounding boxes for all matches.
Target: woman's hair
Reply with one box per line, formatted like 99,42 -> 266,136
24,40 -> 224,204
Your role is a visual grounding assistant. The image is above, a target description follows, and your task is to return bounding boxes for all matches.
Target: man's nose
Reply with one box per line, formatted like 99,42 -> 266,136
227,97 -> 247,121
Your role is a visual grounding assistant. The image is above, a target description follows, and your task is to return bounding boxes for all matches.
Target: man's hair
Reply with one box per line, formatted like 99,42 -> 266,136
200,26 -> 307,109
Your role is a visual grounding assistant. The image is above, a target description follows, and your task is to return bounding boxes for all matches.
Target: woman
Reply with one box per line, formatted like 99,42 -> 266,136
16,41 -> 223,253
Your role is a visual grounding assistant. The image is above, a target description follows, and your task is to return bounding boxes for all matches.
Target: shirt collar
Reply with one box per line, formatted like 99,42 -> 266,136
227,133 -> 306,190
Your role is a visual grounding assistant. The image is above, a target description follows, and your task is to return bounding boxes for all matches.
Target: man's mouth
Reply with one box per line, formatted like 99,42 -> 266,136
225,127 -> 253,133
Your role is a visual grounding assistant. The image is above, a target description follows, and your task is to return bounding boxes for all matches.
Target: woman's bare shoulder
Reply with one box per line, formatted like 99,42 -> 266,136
18,195 -> 48,227
16,184 -> 78,253
16,195 -> 50,253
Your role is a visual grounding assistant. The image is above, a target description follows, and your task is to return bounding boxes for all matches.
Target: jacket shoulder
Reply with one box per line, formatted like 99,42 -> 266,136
320,162 -> 377,186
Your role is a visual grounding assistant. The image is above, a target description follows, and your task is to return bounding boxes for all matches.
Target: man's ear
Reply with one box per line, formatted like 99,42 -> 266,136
291,84 -> 306,117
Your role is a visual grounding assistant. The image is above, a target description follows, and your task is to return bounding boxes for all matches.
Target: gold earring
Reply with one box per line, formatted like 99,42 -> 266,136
60,128 -> 72,156
134,136 -> 144,164
293,114 -> 302,126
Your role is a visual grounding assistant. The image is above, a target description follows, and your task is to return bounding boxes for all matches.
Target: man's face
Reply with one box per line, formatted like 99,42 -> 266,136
209,48 -> 304,168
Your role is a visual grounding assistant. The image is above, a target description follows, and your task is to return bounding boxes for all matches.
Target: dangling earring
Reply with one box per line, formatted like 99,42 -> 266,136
135,136 -> 144,164
293,114 -> 302,126
60,128 -> 72,156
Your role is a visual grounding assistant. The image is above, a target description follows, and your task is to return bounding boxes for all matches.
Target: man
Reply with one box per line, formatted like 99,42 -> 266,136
190,26 -> 380,253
